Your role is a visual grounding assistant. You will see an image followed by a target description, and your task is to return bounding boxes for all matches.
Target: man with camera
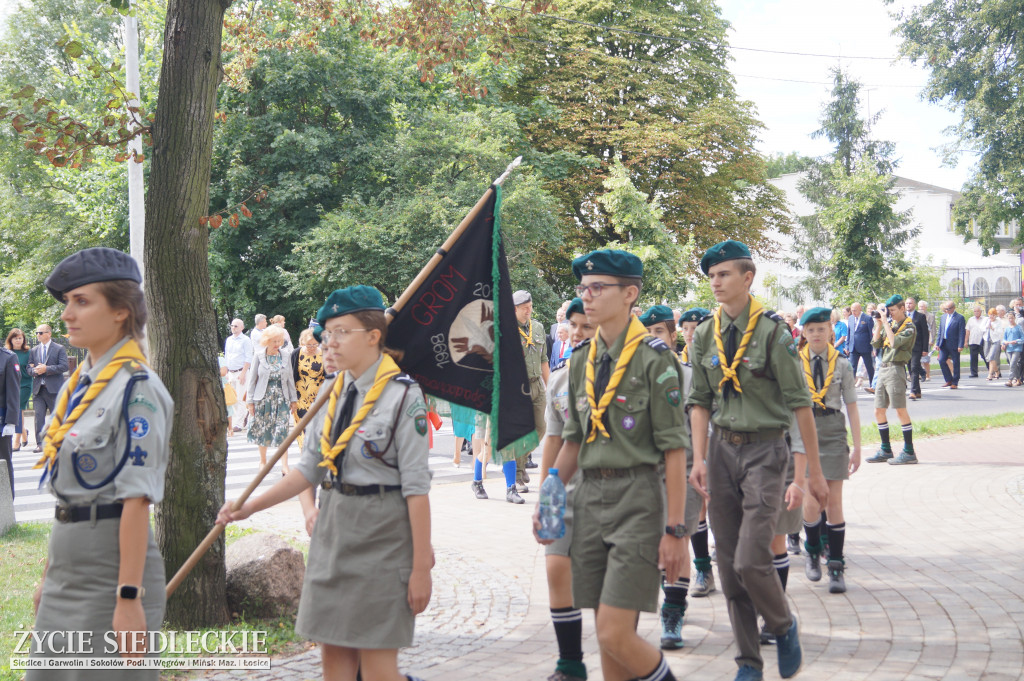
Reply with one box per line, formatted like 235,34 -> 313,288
866,295 -> 918,465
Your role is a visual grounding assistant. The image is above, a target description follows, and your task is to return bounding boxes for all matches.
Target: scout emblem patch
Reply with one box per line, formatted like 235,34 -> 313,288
362,441 -> 381,459
666,388 -> 681,406
129,416 -> 149,439
95,408 -> 105,418
128,394 -> 157,413
781,334 -> 798,357
576,396 -> 589,411
415,415 -> 428,436
621,415 -> 636,430
128,446 -> 147,466
77,453 -> 97,472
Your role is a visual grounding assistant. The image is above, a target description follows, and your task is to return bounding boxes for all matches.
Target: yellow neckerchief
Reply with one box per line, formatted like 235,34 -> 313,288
883,315 -> 912,348
318,353 -> 401,476
519,320 -> 535,347
585,316 -> 648,443
680,345 -> 688,364
713,296 -> 764,394
34,338 -> 148,476
801,344 -> 838,408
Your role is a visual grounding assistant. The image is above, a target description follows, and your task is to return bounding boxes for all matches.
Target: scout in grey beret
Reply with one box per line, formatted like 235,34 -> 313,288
44,247 -> 142,301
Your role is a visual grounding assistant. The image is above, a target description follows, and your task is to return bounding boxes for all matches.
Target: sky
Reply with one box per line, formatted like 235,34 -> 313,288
717,0 -> 972,191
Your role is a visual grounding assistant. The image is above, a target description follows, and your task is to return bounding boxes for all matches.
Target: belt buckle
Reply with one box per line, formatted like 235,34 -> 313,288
600,469 -> 615,480
55,506 -> 71,523
321,480 -> 333,491
729,433 -> 744,446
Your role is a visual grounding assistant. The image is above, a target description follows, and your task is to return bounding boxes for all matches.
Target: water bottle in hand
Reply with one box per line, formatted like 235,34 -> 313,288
538,468 -> 567,540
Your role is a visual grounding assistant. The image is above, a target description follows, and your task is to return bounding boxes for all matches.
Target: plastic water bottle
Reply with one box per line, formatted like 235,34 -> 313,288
538,468 -> 567,540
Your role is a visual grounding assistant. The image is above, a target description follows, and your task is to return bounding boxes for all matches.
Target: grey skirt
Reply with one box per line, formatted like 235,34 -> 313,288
816,411 -> 851,481
28,517 -> 166,681
295,488 -> 414,649
984,339 -> 1001,364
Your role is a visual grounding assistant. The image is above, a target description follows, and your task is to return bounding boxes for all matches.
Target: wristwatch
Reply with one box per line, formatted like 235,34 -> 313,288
665,524 -> 688,539
116,585 -> 146,600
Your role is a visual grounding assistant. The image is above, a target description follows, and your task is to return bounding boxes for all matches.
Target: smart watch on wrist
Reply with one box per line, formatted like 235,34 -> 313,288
116,585 -> 145,600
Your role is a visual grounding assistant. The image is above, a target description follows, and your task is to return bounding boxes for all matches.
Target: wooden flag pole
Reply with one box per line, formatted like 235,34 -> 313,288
166,155 -> 523,598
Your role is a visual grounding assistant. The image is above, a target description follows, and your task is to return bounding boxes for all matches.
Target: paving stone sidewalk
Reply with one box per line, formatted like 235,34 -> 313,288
202,427 -> 1024,681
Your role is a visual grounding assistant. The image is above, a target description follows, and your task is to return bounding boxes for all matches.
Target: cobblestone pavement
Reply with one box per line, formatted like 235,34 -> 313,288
200,427 -> 1024,680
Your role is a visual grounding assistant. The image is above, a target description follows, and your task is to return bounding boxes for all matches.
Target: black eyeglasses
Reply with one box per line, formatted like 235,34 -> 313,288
36,331 -> 49,335
574,282 -> 630,298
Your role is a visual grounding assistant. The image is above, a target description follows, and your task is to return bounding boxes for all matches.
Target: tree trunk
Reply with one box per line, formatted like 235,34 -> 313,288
144,0 -> 232,627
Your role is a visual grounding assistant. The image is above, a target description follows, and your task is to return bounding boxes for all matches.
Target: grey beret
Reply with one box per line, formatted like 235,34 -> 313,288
513,290 -> 532,306
44,247 -> 142,301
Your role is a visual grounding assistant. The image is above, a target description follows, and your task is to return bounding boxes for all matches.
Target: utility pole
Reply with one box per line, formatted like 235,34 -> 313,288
124,10 -> 145,282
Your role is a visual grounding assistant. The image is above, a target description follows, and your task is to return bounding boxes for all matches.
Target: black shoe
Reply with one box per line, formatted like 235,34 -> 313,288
805,552 -> 822,582
786,534 -> 801,555
525,453 -> 539,469
506,485 -> 525,504
827,560 -> 846,593
471,480 -> 488,500
33,444 -> 43,453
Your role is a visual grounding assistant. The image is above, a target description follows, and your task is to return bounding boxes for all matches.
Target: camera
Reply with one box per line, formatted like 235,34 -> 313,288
870,311 -> 881,319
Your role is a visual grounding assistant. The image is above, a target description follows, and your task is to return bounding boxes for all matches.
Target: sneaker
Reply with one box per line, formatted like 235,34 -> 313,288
804,552 -> 822,582
546,671 -> 585,681
525,453 -> 539,469
758,618 -> 775,645
471,480 -> 488,500
691,568 -> 716,597
659,604 -> 685,650
827,560 -> 846,593
888,450 -> 918,465
775,617 -> 802,678
866,448 -> 893,463
506,485 -> 525,504
734,664 -> 764,681
786,533 -> 801,555
517,481 -> 530,493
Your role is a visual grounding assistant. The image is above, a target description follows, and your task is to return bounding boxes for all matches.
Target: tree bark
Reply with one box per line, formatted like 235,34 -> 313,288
145,0 -> 231,627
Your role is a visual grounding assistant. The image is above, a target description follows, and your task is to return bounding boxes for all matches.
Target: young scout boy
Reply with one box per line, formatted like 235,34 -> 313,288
539,297 -> 595,681
536,249 -> 690,681
687,240 -> 828,681
865,294 -> 918,465
515,290 -> 550,488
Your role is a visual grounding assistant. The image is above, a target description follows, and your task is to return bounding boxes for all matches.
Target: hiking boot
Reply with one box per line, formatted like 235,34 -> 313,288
786,533 -> 801,555
517,481 -> 530,493
690,568 -> 716,597
506,485 -> 525,504
471,480 -> 488,500
526,453 -> 539,469
866,448 -> 893,463
659,604 -> 685,650
804,551 -> 822,582
888,450 -> 918,465
827,560 -> 846,594
776,617 -> 802,678
546,671 -> 585,681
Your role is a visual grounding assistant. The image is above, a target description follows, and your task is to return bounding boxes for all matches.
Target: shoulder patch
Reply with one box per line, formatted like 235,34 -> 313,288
393,374 -> 417,385
575,338 -> 592,350
698,315 -> 714,325
644,336 -> 670,353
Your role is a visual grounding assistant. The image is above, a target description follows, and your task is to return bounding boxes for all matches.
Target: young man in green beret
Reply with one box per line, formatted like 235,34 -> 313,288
537,250 -> 690,681
687,240 -> 828,681
865,294 -> 918,465
514,290 -> 549,489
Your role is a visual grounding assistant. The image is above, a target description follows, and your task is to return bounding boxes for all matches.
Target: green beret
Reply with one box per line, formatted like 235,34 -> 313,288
316,285 -> 385,327
699,239 -> 752,275
571,249 -> 643,281
799,306 -> 832,326
565,297 -> 585,319
44,247 -> 141,301
638,304 -> 674,327
885,294 -> 904,307
680,307 -> 710,323
311,324 -> 324,343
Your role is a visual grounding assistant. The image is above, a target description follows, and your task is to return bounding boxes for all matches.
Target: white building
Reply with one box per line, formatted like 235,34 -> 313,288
758,172 -> 1022,309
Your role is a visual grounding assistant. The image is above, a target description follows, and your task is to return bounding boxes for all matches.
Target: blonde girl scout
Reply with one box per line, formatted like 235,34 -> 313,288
219,285 -> 433,681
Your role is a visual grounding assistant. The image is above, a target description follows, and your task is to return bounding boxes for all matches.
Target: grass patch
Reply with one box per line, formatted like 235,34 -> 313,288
856,411 -> 1024,445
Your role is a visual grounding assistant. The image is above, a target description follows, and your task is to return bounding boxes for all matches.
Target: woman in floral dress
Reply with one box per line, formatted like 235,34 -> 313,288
246,325 -> 297,472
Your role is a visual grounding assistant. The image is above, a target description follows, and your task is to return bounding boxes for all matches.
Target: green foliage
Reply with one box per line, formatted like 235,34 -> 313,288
891,0 -> 1024,254
763,152 -> 815,179
1,523 -> 51,681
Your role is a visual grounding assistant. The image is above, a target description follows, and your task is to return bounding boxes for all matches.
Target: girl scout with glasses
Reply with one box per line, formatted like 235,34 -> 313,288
218,285 -> 432,681
28,248 -> 173,678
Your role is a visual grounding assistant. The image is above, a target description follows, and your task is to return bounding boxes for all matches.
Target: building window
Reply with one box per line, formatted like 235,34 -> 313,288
972,277 -> 989,296
996,276 -> 1013,292
949,280 -> 966,297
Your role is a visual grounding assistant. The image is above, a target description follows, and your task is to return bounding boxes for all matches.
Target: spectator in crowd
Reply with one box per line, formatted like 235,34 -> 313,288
936,301 -> 966,389
29,323 -> 69,452
291,328 -> 325,450
224,318 -> 253,434
783,313 -> 799,339
965,304 -> 986,378
550,323 -> 572,370
5,329 -> 32,451
905,298 -> 929,400
250,313 -> 268,346
246,325 -> 297,473
983,307 -> 1005,380
848,302 -> 875,385
793,304 -> 806,333
832,309 -> 848,357
547,301 -> 570,358
1001,311 -> 1023,387
272,314 -> 294,352
918,301 -> 935,380
449,403 -> 476,468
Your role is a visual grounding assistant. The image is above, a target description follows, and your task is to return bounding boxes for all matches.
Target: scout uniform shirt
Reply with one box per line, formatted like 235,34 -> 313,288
294,355 -> 431,497
686,301 -> 812,432
46,337 -> 173,506
520,318 -> 549,381
561,330 -> 691,468
871,317 -> 917,364
545,358 -> 572,437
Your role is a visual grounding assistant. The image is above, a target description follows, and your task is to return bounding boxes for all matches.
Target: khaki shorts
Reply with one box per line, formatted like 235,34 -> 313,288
874,363 -> 908,409
571,466 -> 664,612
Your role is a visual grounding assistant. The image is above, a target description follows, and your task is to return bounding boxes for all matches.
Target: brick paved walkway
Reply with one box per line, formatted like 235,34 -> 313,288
202,427 -> 1024,680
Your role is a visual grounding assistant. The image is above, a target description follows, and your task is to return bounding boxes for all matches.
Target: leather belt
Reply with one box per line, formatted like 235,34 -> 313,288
813,406 -> 840,417
55,503 -> 123,523
581,464 -> 657,480
321,480 -> 402,496
714,427 -> 785,446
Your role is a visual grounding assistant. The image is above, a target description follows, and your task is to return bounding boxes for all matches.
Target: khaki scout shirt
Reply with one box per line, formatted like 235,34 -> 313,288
544,360 -> 572,438
48,336 -> 173,506
295,355 -> 432,497
871,318 -> 916,364
686,301 -> 812,432
561,328 -> 691,468
519,319 -> 548,381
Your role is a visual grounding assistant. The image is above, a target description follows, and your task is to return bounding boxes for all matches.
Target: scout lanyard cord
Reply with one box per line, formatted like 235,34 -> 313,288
69,372 -> 149,490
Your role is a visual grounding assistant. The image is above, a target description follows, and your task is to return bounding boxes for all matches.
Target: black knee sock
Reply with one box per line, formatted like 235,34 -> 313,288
773,552 -> 790,591
638,654 -> 675,681
690,520 -> 710,561
804,517 -> 822,554
661,572 -> 690,609
902,423 -> 914,453
550,607 -> 584,663
827,522 -> 846,562
878,421 -> 891,451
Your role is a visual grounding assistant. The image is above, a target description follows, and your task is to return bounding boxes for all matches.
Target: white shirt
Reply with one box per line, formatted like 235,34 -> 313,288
224,332 -> 254,371
966,315 -> 986,345
37,340 -> 52,363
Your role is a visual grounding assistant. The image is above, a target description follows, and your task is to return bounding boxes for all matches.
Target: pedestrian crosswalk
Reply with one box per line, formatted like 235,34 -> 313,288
8,421 -> 477,523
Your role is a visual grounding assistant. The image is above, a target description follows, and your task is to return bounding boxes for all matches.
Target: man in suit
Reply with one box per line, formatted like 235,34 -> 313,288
905,298 -> 930,400
847,302 -> 875,385
30,324 -> 69,452
918,301 -> 936,380
935,301 -> 966,389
